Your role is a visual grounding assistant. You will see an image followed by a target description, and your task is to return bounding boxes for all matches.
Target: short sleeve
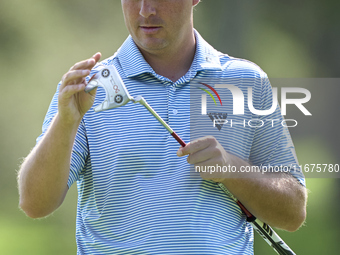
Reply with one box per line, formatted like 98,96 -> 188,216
249,74 -> 305,186
36,82 -> 89,188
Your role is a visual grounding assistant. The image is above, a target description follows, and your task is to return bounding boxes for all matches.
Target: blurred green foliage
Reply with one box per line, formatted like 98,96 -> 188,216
1,0 -> 339,254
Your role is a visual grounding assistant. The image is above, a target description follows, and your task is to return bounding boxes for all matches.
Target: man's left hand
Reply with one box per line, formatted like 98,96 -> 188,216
177,136 -> 230,182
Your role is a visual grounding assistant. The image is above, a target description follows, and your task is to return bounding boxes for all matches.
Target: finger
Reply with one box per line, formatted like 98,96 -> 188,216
60,83 -> 87,99
70,59 -> 97,72
69,52 -> 102,71
177,142 -> 190,157
187,146 -> 218,164
87,87 -> 97,97
84,52 -> 101,70
61,70 -> 90,86
70,59 -> 93,71
91,52 -> 102,63
177,136 -> 215,157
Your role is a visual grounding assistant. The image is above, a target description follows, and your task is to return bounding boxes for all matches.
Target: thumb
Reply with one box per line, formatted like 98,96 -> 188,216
88,87 -> 97,98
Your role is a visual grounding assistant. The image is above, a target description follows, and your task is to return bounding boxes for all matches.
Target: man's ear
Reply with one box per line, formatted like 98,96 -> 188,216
193,0 -> 200,7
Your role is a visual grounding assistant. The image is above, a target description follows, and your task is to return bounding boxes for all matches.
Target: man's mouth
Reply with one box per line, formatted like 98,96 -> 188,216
139,26 -> 162,34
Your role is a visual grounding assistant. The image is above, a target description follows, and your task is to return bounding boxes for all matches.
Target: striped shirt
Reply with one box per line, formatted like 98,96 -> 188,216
38,30 -> 304,255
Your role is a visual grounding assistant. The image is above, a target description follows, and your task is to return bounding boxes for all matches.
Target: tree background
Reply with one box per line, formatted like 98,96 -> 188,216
1,0 -> 339,254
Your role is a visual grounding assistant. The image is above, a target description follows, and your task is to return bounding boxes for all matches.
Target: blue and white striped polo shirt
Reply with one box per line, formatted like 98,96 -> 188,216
39,30 -> 304,255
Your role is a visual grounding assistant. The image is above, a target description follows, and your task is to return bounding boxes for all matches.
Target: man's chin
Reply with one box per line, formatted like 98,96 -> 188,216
135,39 -> 168,54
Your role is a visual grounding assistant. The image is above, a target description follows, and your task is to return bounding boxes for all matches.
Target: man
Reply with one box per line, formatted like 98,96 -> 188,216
18,0 -> 307,254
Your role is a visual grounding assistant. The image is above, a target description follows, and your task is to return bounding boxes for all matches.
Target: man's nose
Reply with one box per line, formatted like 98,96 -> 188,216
139,0 -> 156,18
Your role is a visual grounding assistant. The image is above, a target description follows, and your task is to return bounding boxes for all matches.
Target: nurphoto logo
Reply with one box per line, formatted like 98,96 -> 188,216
199,83 -> 312,130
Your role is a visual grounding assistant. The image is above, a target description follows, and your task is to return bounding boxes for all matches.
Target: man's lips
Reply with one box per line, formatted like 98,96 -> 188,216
139,26 -> 162,34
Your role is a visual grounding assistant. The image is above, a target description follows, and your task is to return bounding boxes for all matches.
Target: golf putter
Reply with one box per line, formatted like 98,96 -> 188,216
85,65 -> 295,255
84,65 -> 134,112
85,65 -> 186,147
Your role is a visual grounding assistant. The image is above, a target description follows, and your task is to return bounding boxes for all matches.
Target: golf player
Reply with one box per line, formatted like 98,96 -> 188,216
18,0 -> 307,254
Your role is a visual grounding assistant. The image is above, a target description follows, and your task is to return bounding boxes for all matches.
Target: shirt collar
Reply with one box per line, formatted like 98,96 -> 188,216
116,35 -> 154,78
193,30 -> 222,72
117,29 -> 222,79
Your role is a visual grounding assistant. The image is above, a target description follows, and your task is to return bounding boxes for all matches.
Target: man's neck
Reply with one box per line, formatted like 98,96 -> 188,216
139,32 -> 196,82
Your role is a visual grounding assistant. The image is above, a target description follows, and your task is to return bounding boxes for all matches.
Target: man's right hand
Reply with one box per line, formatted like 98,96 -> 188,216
58,52 -> 102,124
18,52 -> 101,218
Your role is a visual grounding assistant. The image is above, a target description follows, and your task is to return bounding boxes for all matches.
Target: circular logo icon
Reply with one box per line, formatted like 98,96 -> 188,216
115,95 -> 123,104
102,69 -> 110,78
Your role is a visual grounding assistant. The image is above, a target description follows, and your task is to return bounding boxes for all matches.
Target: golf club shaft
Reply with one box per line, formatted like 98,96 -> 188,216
137,96 -> 296,255
218,183 -> 296,255
136,96 -> 186,147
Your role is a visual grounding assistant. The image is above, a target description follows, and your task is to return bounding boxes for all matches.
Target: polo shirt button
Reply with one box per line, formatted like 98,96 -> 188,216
172,86 -> 176,92
173,109 -> 178,115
